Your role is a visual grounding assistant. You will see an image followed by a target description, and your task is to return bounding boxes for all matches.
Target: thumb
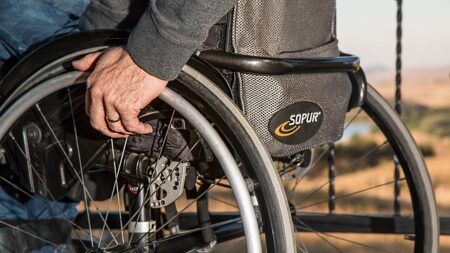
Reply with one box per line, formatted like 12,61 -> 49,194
72,52 -> 102,72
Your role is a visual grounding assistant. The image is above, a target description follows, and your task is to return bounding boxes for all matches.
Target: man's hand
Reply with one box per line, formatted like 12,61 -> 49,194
72,47 -> 168,138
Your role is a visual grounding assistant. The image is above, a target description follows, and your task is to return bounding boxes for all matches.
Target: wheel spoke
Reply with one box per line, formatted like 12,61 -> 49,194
81,140 -> 110,174
155,176 -> 226,235
127,111 -> 175,246
294,216 -> 393,253
200,177 -> 232,189
98,137 -> 128,247
67,89 -> 94,246
209,195 -> 238,209
7,132 -> 94,249
103,184 -> 147,249
0,220 -> 61,248
287,108 -> 363,200
296,233 -> 310,253
296,178 -> 406,211
35,103 -> 119,245
287,143 -> 332,201
132,176 -> 232,250
105,136 -> 202,248
0,174 -> 90,251
344,108 -> 363,130
128,146 -> 215,247
156,109 -> 176,162
295,140 -> 389,206
126,112 -> 175,246
8,132 -> 51,197
115,138 -> 127,244
126,184 -> 152,247
129,216 -> 243,252
294,216 -> 346,253
127,138 -> 201,228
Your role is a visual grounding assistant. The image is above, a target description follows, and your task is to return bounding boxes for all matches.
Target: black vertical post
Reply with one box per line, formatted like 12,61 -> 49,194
328,144 -> 336,214
394,0 -> 403,216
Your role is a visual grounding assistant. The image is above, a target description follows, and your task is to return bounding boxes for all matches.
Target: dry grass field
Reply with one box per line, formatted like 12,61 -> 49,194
372,66 -> 450,108
373,66 -> 450,216
360,67 -> 450,252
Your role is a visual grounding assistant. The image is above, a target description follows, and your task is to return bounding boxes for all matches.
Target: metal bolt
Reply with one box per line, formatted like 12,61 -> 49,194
404,234 -> 415,241
27,131 -> 36,138
0,148 -> 6,164
24,123 -> 42,144
245,178 -> 255,192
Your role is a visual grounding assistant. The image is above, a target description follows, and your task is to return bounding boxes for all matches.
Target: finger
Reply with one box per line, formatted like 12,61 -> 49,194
118,108 -> 152,135
104,97 -> 133,135
72,52 -> 102,72
89,88 -> 128,138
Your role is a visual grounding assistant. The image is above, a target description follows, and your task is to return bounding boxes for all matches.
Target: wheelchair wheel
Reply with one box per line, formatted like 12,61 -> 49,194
0,31 -> 295,253
282,85 -> 439,253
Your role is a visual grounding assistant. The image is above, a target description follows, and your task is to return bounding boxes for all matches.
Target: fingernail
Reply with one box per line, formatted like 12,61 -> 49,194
146,124 -> 153,133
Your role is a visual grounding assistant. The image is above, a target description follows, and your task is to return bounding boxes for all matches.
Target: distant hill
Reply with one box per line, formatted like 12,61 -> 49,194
364,65 -> 389,76
370,66 -> 450,108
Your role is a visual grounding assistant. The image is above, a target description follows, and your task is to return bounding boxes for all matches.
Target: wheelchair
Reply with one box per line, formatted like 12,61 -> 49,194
0,29 -> 438,253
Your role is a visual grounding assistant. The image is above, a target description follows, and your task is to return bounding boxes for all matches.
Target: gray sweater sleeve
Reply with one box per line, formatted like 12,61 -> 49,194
127,0 -> 237,81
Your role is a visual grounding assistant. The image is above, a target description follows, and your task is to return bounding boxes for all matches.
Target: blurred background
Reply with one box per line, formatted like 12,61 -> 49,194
335,0 -> 450,251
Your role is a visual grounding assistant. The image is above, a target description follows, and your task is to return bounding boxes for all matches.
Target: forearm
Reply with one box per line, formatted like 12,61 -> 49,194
127,0 -> 237,81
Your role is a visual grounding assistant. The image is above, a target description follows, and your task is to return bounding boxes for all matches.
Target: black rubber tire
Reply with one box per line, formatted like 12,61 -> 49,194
361,85 -> 439,253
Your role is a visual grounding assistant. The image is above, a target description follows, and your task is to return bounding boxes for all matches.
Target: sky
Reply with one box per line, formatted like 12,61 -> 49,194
337,0 -> 450,70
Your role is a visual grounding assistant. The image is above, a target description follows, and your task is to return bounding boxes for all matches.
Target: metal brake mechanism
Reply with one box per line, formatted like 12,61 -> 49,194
149,156 -> 188,208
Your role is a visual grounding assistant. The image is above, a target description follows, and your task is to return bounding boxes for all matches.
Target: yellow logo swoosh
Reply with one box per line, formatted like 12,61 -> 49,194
274,121 -> 301,137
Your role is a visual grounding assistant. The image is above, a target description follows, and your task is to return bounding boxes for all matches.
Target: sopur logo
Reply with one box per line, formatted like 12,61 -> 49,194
274,121 -> 301,137
269,102 -> 323,145
274,112 -> 322,137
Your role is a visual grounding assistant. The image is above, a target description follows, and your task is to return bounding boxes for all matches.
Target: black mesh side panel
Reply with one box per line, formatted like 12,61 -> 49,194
232,0 -> 352,157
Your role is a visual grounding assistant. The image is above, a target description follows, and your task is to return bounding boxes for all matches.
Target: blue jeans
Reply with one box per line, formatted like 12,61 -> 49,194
0,0 -> 90,252
0,0 -> 89,61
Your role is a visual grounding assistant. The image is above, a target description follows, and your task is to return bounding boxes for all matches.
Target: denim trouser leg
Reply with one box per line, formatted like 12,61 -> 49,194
0,0 -> 89,61
80,0 -> 147,30
0,1 -> 90,252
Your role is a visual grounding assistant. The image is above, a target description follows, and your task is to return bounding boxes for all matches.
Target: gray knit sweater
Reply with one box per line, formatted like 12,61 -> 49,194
81,0 -> 236,81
